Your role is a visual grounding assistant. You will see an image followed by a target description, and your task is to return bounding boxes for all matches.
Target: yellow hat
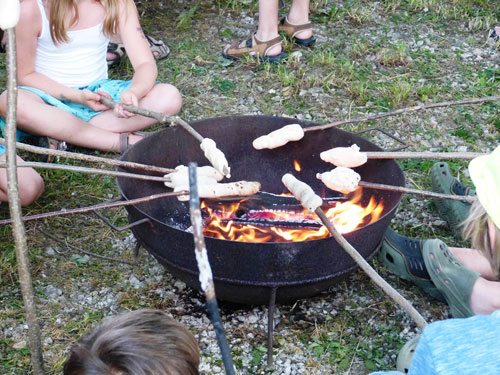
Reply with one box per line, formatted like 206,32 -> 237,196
469,145 -> 500,229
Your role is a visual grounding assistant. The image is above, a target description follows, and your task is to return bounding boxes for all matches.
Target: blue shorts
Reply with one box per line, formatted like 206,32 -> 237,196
0,79 -> 132,142
0,144 -> 5,156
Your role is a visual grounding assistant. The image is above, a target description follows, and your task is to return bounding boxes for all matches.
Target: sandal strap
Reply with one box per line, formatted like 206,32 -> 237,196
225,33 -> 282,59
279,16 -> 312,39
120,133 -> 130,154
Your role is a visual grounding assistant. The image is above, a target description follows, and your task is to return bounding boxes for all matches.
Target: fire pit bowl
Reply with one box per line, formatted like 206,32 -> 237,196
117,115 -> 405,305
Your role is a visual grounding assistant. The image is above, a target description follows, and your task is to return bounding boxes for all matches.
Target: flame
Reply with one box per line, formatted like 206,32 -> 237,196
199,188 -> 384,243
293,160 -> 301,172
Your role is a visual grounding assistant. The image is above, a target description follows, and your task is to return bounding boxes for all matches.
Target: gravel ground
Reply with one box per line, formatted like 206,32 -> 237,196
1,1 -> 499,374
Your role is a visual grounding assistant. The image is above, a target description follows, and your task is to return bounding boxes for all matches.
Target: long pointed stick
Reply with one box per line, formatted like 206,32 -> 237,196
4,27 -> 46,375
363,151 -> 485,160
188,163 -> 236,375
282,174 -> 428,330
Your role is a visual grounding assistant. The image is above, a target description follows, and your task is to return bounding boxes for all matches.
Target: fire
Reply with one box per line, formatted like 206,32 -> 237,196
293,160 -> 301,172
199,189 -> 384,243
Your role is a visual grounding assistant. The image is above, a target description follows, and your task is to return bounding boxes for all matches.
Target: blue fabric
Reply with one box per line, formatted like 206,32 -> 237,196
0,79 -> 132,141
0,144 -> 5,156
370,311 -> 500,375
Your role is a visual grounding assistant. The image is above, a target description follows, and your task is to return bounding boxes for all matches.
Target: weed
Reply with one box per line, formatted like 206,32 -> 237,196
377,41 -> 408,66
176,2 -> 200,31
379,79 -> 413,107
346,4 -> 374,25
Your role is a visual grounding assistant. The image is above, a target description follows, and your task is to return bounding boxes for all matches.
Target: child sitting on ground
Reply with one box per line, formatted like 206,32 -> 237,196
63,309 -> 200,375
0,0 -> 182,153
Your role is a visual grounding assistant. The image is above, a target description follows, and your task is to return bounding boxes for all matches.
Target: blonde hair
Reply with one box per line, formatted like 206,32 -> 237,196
462,199 -> 500,276
48,0 -> 125,44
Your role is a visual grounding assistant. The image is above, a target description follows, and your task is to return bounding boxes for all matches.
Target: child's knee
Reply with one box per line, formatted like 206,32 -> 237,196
158,84 -> 182,115
18,171 -> 44,206
0,91 -> 7,117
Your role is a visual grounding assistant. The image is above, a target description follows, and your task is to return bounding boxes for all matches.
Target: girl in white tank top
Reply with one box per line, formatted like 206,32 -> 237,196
0,0 -> 181,154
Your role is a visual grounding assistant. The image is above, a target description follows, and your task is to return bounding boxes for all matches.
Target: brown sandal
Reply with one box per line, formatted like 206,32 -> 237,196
278,16 -> 316,47
222,33 -> 287,62
119,133 -> 130,154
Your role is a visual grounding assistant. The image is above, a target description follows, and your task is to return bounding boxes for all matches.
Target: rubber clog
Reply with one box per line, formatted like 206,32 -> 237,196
423,239 -> 479,318
396,334 -> 420,373
431,162 -> 476,237
379,229 -> 444,300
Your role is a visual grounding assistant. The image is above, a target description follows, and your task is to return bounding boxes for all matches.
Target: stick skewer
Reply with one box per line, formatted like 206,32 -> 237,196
3,25 -> 46,375
363,151 -> 485,160
0,138 -> 174,174
100,97 -> 231,177
188,163 -> 236,375
358,181 -> 477,203
282,174 -> 428,330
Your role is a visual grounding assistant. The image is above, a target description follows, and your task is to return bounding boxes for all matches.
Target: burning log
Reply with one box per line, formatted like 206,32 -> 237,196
282,173 -> 428,330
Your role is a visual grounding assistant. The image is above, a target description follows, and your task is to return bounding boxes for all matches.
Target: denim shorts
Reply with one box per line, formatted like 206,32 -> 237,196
0,79 -> 132,143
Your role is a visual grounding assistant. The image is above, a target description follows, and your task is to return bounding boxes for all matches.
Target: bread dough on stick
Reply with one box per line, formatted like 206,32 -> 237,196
320,144 -> 368,168
200,138 -> 231,178
253,124 -> 304,150
164,165 -> 224,188
174,181 -> 261,201
282,173 -> 323,212
316,167 -> 361,194
0,0 -> 21,30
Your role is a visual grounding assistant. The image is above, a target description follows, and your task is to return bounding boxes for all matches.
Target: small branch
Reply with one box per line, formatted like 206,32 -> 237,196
0,138 -> 174,174
0,191 -> 186,226
4,28 -> 46,375
315,208 -> 428,329
39,229 -> 137,265
358,181 -> 477,202
364,151 -> 485,160
99,96 -> 204,142
304,95 -> 500,132
188,163 -> 236,375
0,161 -> 167,183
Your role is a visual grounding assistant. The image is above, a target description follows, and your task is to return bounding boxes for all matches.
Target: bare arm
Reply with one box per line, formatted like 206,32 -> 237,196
117,0 -> 158,103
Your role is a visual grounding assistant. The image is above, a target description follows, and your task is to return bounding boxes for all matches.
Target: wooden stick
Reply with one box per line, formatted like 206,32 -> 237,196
282,174 -> 428,329
304,95 -> 500,132
100,97 -> 230,177
0,138 -> 174,174
358,181 -> 477,203
364,151 -> 485,160
0,161 -> 168,183
0,191 -> 186,226
188,163 -> 236,375
4,28 -> 46,375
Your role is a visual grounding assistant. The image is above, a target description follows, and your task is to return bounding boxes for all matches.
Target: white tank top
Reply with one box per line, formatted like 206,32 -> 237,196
34,0 -> 109,88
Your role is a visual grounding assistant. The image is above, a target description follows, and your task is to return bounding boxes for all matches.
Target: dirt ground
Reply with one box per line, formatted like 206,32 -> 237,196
1,0 -> 499,374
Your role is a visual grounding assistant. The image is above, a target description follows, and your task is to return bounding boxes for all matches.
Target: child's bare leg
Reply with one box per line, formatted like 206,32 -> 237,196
89,83 -> 182,133
470,278 -> 500,315
449,247 -> 498,281
288,0 -> 312,39
255,0 -> 281,56
2,90 -> 141,152
0,154 -> 44,206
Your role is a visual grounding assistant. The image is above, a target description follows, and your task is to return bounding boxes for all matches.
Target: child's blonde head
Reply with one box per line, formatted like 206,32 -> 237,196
49,0 -> 125,44
463,199 -> 500,277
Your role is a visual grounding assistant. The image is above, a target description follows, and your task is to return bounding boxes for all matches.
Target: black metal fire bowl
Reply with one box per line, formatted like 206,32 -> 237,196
117,115 -> 405,305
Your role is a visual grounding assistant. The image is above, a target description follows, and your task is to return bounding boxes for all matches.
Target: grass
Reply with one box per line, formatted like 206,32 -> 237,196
1,0 -> 499,373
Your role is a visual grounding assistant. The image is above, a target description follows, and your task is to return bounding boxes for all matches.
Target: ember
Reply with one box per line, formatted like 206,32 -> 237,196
200,189 -> 384,242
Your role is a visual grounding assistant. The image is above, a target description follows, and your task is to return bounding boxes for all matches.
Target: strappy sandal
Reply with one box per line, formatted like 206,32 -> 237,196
430,162 -> 476,238
107,42 -> 126,67
278,16 -> 316,47
0,29 -> 6,53
423,239 -> 479,318
222,33 -> 288,63
378,228 -> 444,300
396,335 -> 420,373
145,35 -> 170,60
37,137 -> 67,162
119,133 -> 131,154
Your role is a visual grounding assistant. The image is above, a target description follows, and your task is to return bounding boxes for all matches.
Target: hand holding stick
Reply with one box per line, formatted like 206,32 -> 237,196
188,163 -> 236,375
99,97 -> 230,177
282,174 -> 428,330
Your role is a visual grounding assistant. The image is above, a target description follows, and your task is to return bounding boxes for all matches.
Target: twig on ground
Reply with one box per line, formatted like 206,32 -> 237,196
304,95 -> 500,132
39,229 -> 137,265
0,138 -> 174,174
4,27 -> 46,375
282,174 -> 428,330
